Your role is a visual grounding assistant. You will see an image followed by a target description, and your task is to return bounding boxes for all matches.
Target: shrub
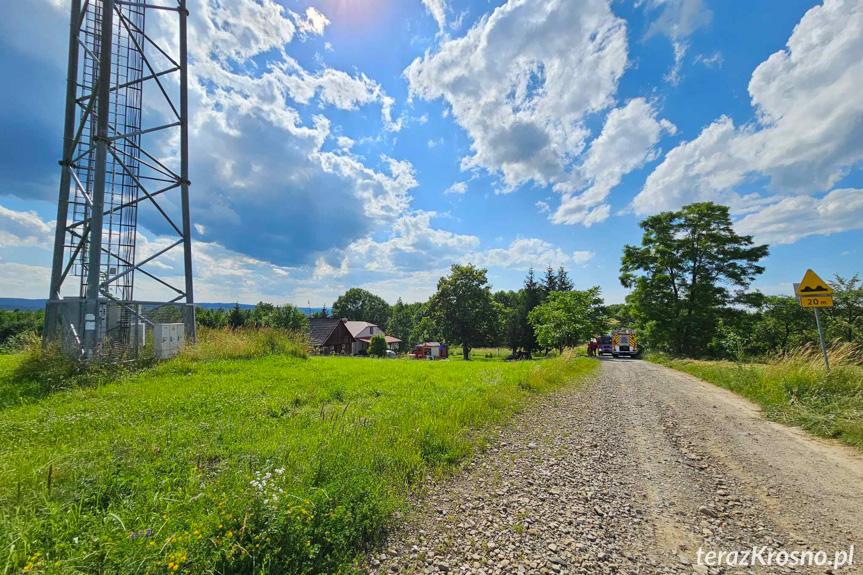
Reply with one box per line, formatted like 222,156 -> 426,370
368,334 -> 388,357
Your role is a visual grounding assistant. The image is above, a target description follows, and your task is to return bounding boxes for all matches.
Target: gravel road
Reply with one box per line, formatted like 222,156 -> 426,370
367,359 -> 863,575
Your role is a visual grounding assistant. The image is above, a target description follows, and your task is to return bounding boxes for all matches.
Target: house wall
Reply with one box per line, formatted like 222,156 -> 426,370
356,325 -> 385,339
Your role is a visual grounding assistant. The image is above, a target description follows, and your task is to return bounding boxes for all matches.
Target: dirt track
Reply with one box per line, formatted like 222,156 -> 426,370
368,359 -> 863,575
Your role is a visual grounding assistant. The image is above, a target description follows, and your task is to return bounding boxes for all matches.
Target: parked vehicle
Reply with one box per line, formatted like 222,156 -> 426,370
612,330 -> 640,358
408,342 -> 449,360
596,334 -> 614,355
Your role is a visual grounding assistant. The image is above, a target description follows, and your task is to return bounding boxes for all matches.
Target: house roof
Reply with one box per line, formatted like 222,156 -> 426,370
307,318 -> 342,346
344,320 -> 375,338
357,335 -> 403,344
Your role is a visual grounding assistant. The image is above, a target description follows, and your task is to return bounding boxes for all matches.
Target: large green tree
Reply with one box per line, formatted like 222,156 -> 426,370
513,268 -> 543,356
542,266 -> 558,296
387,299 -> 428,349
528,288 -> 606,353
227,303 -> 248,330
828,274 -> 863,344
556,266 -> 574,291
331,288 -> 391,327
753,295 -> 813,354
267,305 -> 309,331
620,202 -> 768,357
429,264 -> 498,360
493,290 -> 522,351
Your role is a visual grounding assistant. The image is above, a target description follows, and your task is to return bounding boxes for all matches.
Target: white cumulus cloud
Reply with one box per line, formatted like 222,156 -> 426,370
633,0 -> 863,245
406,0 -> 629,192
735,188 -> 863,245
0,205 -> 53,248
422,0 -> 449,32
445,182 -> 468,195
552,98 -> 675,226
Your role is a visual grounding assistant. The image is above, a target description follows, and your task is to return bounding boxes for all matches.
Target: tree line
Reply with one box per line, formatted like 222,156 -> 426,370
323,202 -> 862,360
326,265 -> 606,360
1,203 -> 859,360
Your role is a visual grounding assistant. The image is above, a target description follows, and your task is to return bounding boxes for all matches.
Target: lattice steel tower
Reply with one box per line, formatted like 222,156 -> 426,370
45,0 -> 195,358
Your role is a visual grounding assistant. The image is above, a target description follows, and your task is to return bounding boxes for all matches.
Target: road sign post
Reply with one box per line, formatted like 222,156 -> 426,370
813,307 -> 830,373
794,270 -> 833,373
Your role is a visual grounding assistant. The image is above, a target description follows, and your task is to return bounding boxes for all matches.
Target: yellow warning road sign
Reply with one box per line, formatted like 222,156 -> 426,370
801,295 -> 834,308
795,269 -> 833,297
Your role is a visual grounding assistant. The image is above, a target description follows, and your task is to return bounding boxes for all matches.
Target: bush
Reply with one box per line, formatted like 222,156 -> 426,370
0,309 -> 43,351
367,334 -> 388,357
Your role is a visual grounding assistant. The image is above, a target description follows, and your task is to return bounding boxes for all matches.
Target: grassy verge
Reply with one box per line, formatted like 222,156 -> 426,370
449,348 -> 569,361
0,328 -> 308,409
649,345 -> 863,450
0,340 -> 596,574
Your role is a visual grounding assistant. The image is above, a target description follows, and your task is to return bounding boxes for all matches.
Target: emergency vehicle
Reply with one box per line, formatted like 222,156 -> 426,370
408,342 -> 449,360
596,334 -> 614,355
612,330 -> 640,358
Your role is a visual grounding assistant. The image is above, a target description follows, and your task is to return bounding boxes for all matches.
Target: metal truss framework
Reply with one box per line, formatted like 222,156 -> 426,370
45,0 -> 195,357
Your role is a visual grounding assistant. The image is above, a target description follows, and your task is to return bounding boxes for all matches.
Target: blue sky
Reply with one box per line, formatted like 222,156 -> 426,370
0,0 -> 861,306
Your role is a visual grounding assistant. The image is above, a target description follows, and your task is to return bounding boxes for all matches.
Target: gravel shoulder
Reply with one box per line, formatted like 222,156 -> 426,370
367,359 -> 863,575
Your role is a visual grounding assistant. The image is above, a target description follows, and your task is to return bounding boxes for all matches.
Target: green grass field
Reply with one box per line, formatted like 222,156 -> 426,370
649,346 -> 863,450
0,344 -> 596,574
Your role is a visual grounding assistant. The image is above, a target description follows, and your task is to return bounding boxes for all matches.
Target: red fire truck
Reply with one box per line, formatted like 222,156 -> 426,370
408,342 -> 449,360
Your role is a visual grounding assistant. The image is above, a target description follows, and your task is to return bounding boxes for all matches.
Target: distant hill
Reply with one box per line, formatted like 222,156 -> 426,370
0,298 -> 322,315
0,298 -> 47,311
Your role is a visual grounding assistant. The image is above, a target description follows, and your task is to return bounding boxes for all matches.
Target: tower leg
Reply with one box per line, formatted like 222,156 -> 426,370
45,0 -> 83,345
179,0 -> 196,343
82,0 -> 116,357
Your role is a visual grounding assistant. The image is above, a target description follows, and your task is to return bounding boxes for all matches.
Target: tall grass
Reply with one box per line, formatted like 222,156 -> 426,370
0,328 -> 307,408
651,342 -> 863,449
0,345 -> 596,574
180,327 -> 309,361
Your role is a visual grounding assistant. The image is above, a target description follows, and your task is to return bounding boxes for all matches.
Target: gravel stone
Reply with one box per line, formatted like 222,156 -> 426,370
366,360 -> 863,575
